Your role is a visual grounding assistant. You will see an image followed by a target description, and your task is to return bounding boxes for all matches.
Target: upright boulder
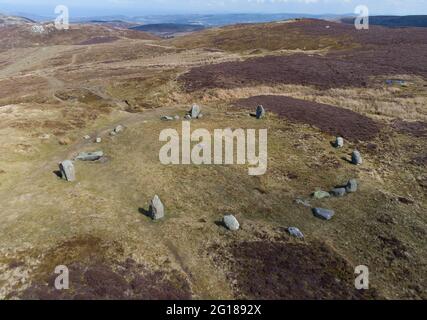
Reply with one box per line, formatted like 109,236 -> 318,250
287,227 -> 304,239
59,160 -> 75,182
335,137 -> 344,148
189,104 -> 201,119
150,195 -> 164,220
346,179 -> 358,193
256,105 -> 266,119
223,215 -> 240,231
352,150 -> 363,165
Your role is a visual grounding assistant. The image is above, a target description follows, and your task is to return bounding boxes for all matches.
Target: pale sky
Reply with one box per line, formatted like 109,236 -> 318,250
0,0 -> 426,17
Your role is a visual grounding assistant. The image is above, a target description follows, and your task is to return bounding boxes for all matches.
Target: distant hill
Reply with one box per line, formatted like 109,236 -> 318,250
130,23 -> 205,37
0,13 -> 34,25
341,15 -> 427,28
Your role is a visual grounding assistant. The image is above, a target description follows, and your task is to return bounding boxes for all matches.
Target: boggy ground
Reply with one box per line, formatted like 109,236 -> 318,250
0,19 -> 426,300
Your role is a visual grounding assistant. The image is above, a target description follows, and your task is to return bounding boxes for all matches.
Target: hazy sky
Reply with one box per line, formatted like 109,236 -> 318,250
0,0 -> 426,17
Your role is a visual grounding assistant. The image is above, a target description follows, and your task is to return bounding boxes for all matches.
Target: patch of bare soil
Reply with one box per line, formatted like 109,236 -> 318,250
235,95 -> 380,141
392,120 -> 427,138
214,240 -> 380,300
179,46 -> 427,92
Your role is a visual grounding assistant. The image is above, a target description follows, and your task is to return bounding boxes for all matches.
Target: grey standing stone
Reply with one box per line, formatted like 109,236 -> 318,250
150,195 -> 164,220
288,227 -> 304,239
190,104 -> 201,119
223,215 -> 240,231
75,151 -> 104,161
346,179 -> 358,193
331,188 -> 346,197
312,208 -> 335,220
59,160 -> 75,182
352,150 -> 363,165
256,105 -> 266,119
335,137 -> 344,148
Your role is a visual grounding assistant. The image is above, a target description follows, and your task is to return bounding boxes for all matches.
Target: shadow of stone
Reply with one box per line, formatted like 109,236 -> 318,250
214,220 -> 226,228
139,207 -> 152,218
341,156 -> 353,164
53,170 -> 62,179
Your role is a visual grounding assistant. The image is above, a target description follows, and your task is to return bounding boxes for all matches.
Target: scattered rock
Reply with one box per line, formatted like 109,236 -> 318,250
110,131 -> 117,136
184,114 -> 192,120
312,208 -> 335,221
39,134 -> 51,140
189,104 -> 201,119
331,188 -> 346,197
83,135 -> 91,140
59,160 -> 76,182
58,137 -> 71,146
75,151 -> 104,162
256,105 -> 266,119
312,190 -> 331,199
346,179 -> 358,193
351,150 -> 363,165
95,137 -> 102,143
161,116 -> 174,121
295,198 -> 311,208
287,227 -> 304,239
150,195 -> 164,220
335,137 -> 344,148
223,215 -> 240,231
174,115 -> 180,120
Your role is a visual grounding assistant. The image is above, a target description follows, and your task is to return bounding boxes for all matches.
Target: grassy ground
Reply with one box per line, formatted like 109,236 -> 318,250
0,22 -> 425,299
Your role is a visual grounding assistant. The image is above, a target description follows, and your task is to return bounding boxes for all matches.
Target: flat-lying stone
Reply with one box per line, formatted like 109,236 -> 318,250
288,227 -> 304,239
161,116 -> 174,121
150,195 -> 164,220
312,208 -> 335,220
75,151 -> 104,161
312,190 -> 331,199
331,188 -> 346,197
59,160 -> 75,182
346,179 -> 358,193
223,215 -> 240,231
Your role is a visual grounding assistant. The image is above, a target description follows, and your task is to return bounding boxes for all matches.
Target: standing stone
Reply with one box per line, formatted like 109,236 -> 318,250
335,137 -> 344,148
59,160 -> 75,182
346,179 -> 358,193
95,137 -> 102,143
288,227 -> 304,239
150,195 -> 164,220
312,208 -> 335,220
256,105 -> 266,119
190,104 -> 201,119
331,188 -> 346,197
352,150 -> 363,165
223,215 -> 240,231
